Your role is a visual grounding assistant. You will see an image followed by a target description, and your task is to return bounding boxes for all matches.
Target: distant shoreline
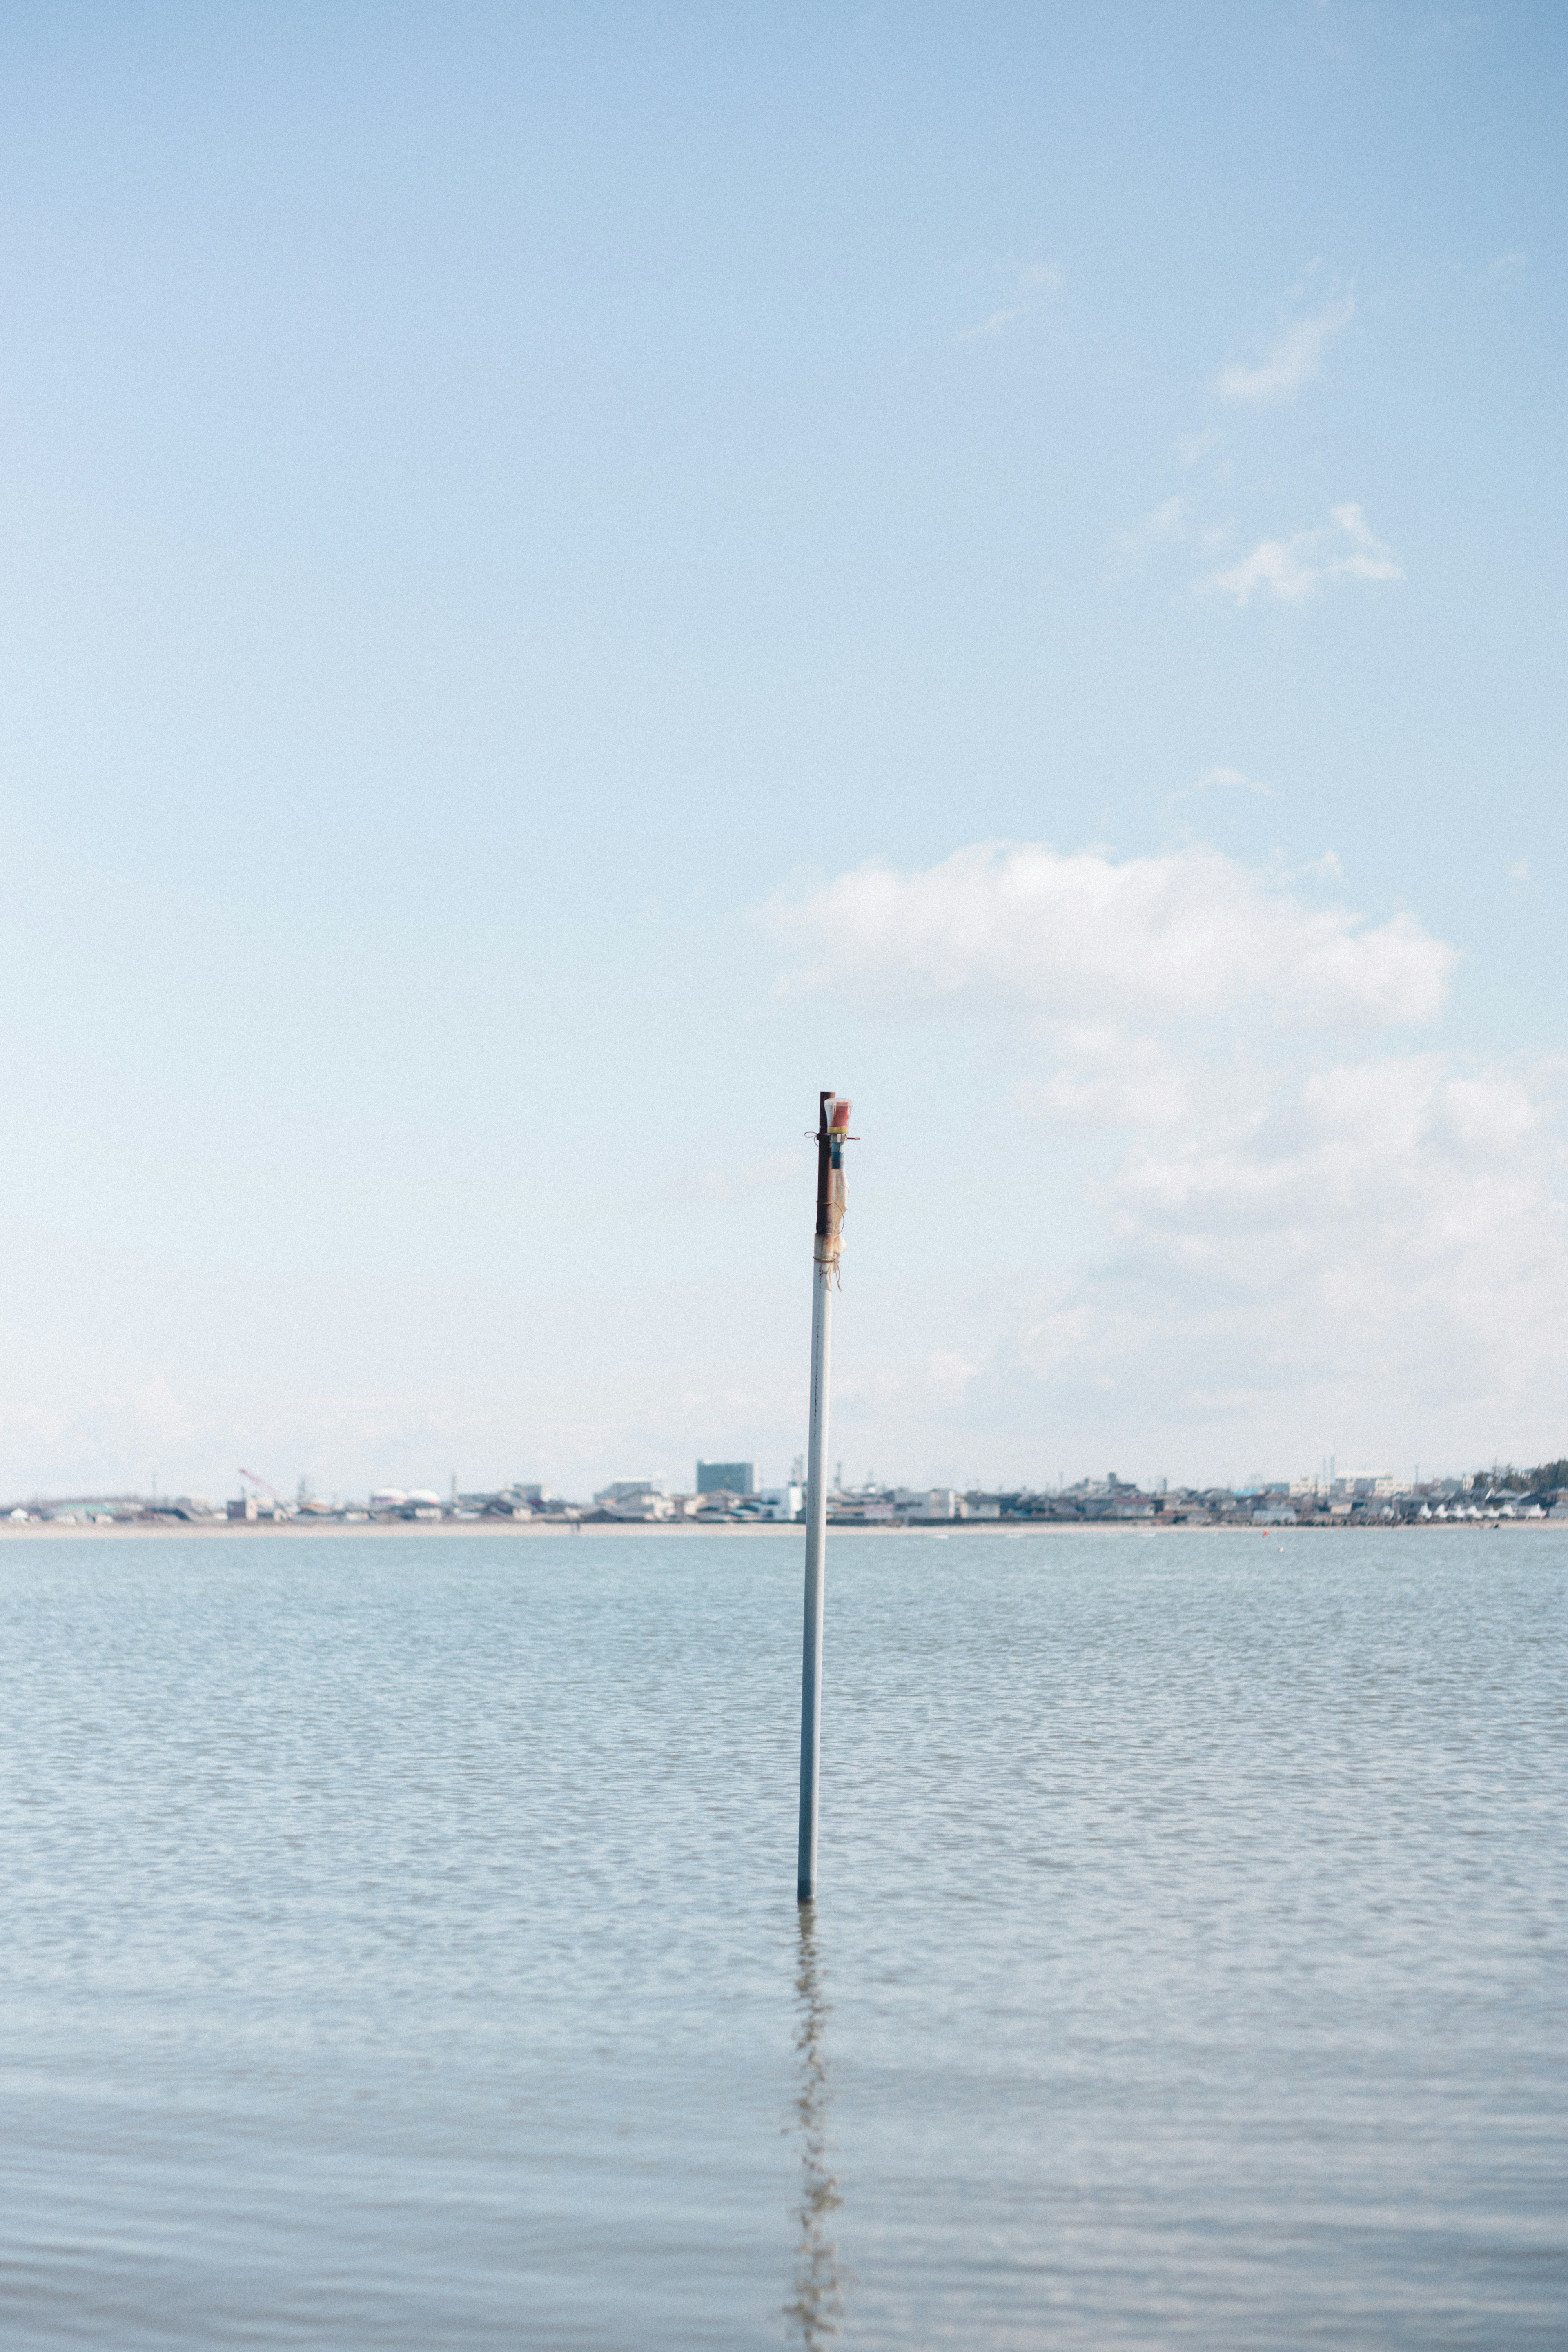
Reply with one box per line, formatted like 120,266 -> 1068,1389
0,1517 -> 1558,1539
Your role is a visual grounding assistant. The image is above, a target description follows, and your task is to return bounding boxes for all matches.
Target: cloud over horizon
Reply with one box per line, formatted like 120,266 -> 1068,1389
1010,1044 -> 1568,1477
773,841 -> 1568,1477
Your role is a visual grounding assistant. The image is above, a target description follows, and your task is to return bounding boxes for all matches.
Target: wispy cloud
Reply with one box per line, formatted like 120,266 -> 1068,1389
1204,502 -> 1401,606
959,306 -> 1026,343
1216,296 -> 1355,405
1489,250 -> 1526,281
957,263 -> 1063,343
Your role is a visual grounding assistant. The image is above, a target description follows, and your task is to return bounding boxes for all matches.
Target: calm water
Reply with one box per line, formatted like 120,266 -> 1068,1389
0,1529 -> 1561,2349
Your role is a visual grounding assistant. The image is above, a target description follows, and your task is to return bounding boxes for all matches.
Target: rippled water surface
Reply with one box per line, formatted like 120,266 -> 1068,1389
0,1529 -> 1562,2348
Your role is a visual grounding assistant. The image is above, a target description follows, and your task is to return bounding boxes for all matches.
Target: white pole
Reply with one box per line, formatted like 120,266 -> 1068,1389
798,1091 -> 851,1904
797,1245 -> 834,1902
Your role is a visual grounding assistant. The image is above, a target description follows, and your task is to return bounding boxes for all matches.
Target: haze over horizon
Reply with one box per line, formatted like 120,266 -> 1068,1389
1,4 -> 1564,1504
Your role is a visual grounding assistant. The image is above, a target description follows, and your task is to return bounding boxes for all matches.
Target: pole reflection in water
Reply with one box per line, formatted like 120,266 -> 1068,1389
784,1904 -> 844,2348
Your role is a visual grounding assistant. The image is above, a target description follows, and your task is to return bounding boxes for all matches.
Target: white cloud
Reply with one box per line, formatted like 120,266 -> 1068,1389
1489,250 -> 1526,280
1174,428 -> 1222,466
771,838 -> 1568,1478
1048,1048 -> 1568,1459
1205,502 -> 1402,606
957,262 -> 1063,342
1216,297 -> 1354,404
775,841 -> 1452,1028
1005,1034 -> 1568,1473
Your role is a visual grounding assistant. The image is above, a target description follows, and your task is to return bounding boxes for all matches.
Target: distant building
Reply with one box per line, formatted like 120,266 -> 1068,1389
593,1480 -> 672,1519
906,1488 -> 964,1521
756,1485 -> 802,1521
1332,1475 -> 1398,1502
697,1461 -> 754,1496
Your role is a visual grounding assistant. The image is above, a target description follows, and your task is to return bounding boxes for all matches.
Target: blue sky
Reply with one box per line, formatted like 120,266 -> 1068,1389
1,3 -> 1564,1500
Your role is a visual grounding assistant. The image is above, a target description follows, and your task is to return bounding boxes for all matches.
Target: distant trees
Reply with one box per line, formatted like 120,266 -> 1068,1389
1477,1460 -> 1568,1492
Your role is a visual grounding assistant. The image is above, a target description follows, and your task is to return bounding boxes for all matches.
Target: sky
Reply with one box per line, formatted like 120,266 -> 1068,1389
0,1 -> 1564,1502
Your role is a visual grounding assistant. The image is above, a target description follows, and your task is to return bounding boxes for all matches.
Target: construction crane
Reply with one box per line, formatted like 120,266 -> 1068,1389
238,1468 -> 287,1511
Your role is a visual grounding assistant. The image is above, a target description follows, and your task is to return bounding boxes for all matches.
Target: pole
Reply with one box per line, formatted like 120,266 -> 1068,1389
797,1237 -> 833,1901
798,1090 -> 852,1903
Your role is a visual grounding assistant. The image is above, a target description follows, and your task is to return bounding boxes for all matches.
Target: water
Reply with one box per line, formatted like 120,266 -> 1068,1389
0,1529 -> 1561,2349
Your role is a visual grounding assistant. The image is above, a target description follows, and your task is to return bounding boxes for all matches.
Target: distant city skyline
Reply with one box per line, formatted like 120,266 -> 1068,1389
8,1454 -> 1564,1533
10,1453 -> 1565,1524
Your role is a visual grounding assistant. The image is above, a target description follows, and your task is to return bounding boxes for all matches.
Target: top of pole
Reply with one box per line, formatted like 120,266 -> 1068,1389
815,1094 -> 835,1238
813,1093 -> 856,1269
